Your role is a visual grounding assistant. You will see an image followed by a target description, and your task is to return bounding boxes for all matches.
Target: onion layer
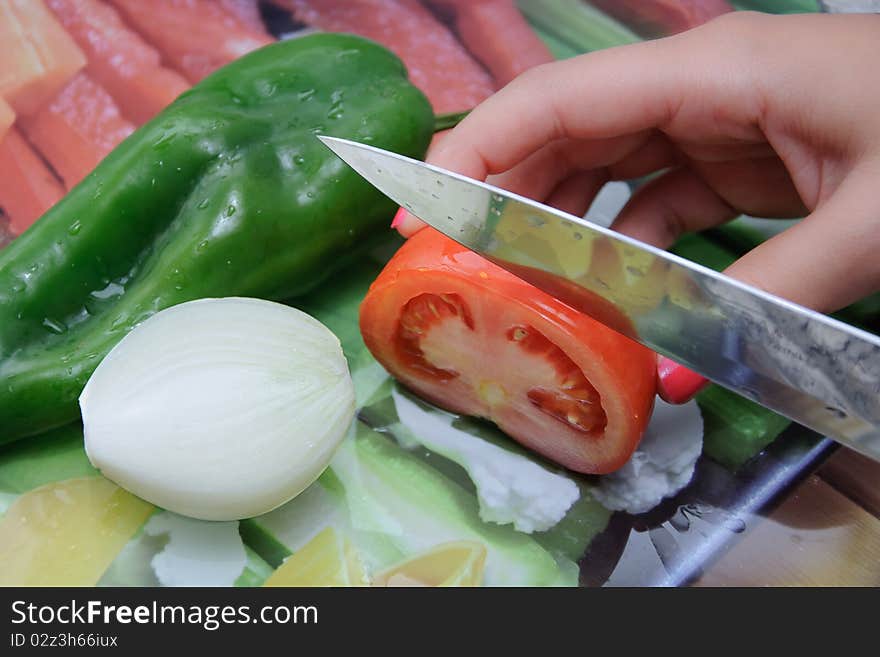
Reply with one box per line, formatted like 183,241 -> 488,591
80,297 -> 355,521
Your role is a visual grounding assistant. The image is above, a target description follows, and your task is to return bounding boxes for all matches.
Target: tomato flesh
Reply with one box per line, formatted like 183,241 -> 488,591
511,326 -> 606,435
398,292 -> 607,437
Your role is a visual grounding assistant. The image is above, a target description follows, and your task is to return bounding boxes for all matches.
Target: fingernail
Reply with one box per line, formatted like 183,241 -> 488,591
391,207 -> 407,229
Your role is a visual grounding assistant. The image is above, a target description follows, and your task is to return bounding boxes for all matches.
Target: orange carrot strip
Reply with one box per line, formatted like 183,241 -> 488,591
19,72 -> 134,189
0,0 -> 86,116
273,0 -> 495,113
46,0 -> 190,125
426,0 -> 554,87
108,0 -> 274,83
0,128 -> 65,235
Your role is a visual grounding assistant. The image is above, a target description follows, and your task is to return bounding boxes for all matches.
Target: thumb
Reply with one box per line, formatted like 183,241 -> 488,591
724,166 -> 880,314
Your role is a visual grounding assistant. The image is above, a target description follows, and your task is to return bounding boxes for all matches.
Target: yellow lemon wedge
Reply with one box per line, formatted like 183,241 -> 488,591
263,527 -> 369,587
0,476 -> 155,586
372,541 -> 487,587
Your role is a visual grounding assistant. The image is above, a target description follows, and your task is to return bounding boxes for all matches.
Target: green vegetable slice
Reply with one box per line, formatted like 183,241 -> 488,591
340,424 -> 576,586
519,0 -> 640,53
698,384 -> 792,471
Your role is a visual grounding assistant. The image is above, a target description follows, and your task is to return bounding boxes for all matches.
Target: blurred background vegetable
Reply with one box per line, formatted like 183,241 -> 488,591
731,0 -> 821,13
108,0 -> 273,83
272,0 -> 494,113
518,0 -> 639,52
0,0 -> 86,115
46,0 -> 191,125
586,0 -> 733,37
425,0 -> 554,86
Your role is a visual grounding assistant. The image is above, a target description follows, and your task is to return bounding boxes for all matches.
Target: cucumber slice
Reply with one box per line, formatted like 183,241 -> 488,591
698,385 -> 792,470
730,0 -> 820,13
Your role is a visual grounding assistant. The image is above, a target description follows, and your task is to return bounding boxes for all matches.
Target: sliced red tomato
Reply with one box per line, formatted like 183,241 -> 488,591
360,229 -> 657,474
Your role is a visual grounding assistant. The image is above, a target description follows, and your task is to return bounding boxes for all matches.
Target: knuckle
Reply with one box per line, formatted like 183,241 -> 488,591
510,62 -> 555,89
695,10 -> 768,54
704,10 -> 768,35
682,10 -> 770,95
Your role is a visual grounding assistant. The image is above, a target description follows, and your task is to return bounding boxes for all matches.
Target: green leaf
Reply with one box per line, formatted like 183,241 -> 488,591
0,424 -> 95,495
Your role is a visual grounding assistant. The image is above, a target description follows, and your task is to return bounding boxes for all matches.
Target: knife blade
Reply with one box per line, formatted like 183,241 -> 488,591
319,135 -> 880,462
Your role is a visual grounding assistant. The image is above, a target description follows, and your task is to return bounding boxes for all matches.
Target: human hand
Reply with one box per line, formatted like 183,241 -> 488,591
395,12 -> 880,313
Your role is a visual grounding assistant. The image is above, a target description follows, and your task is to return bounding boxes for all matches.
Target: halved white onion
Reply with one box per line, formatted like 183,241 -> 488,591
80,297 -> 355,521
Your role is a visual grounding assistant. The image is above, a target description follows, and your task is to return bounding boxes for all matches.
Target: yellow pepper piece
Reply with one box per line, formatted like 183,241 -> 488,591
263,527 -> 369,587
373,541 -> 487,587
0,477 -> 154,586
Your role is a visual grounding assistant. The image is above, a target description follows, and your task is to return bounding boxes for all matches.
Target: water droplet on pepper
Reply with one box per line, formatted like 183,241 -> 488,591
42,317 -> 67,335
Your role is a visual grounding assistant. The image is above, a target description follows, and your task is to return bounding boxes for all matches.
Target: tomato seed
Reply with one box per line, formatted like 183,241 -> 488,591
511,326 -> 607,434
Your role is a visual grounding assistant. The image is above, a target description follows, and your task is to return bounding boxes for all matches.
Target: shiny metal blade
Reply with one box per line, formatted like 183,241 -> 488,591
319,135 -> 880,461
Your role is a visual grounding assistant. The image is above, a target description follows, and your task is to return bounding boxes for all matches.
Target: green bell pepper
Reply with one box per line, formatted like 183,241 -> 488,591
0,34 -> 434,444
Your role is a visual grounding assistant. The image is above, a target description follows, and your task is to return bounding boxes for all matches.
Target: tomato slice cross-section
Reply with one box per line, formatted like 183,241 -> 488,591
360,229 -> 657,474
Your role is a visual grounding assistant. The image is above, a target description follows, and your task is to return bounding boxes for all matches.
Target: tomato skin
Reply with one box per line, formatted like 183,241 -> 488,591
359,229 -> 657,474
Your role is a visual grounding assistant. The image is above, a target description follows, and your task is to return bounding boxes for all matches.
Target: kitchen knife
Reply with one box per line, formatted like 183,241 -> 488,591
319,135 -> 880,462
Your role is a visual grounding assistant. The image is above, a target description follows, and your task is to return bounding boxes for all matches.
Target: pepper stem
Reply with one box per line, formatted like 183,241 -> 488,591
433,111 -> 471,132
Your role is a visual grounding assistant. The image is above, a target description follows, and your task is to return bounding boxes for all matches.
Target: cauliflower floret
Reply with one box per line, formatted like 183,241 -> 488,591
593,398 -> 703,515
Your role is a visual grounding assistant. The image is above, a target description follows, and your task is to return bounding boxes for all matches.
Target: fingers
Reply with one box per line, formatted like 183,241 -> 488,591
392,206 -> 421,236
395,12 -> 764,237
544,170 -> 609,217
608,154 -> 806,249
688,155 -> 807,219
485,140 -> 586,201
395,164 -> 609,237
611,167 -> 737,248
488,131 -> 673,194
427,47 -> 680,182
426,14 -> 762,182
394,210 -> 429,237
724,165 -> 880,313
395,130 -> 678,237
